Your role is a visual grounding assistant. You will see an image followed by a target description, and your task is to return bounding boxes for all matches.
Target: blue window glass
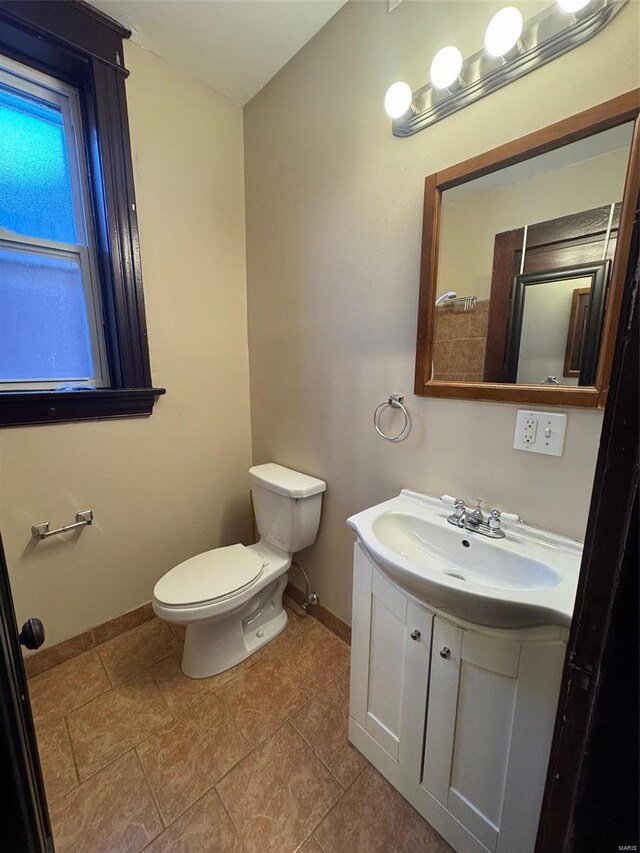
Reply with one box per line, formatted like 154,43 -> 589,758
0,85 -> 77,244
0,247 -> 93,381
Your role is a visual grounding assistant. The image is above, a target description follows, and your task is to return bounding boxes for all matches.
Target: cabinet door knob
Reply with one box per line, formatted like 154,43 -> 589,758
410,629 -> 421,641
440,646 -> 451,659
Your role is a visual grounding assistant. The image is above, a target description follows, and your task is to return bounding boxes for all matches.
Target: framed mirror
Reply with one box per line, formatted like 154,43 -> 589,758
504,261 -> 608,386
414,90 -> 639,408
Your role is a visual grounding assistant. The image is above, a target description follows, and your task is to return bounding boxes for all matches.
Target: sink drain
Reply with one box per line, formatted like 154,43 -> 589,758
445,570 -> 466,581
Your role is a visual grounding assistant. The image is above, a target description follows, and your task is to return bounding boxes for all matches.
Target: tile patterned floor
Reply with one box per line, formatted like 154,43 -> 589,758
30,604 -> 452,853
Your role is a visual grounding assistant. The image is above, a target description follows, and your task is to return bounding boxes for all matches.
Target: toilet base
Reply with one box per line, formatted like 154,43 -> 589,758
180,574 -> 288,678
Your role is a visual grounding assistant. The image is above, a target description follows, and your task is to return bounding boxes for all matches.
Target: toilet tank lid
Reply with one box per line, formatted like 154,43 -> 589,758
249,463 -> 326,498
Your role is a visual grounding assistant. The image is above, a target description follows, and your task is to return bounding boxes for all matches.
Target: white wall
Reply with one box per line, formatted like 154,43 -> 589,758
0,43 -> 253,647
244,0 -> 639,624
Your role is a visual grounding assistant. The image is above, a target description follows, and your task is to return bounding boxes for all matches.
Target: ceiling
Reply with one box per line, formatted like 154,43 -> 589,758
89,0 -> 348,106
447,123 -> 634,201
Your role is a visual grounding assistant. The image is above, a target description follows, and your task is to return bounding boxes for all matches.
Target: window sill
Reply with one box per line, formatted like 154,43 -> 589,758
0,387 -> 166,428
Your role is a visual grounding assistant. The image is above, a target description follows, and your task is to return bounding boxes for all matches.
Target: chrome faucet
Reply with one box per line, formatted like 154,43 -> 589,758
466,499 -> 485,526
441,496 -> 522,539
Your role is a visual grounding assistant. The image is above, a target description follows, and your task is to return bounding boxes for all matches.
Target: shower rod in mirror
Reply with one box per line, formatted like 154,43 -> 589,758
385,0 -> 629,137
435,294 -> 477,313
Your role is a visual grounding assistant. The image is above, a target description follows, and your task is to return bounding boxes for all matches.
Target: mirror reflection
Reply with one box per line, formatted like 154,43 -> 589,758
434,123 -> 633,386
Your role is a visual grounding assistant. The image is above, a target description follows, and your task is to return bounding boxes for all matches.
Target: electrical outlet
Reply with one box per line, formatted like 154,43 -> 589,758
514,410 -> 567,457
523,417 -> 538,445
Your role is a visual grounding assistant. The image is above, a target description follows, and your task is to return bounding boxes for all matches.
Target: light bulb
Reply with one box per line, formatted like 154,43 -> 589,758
484,7 -> 524,58
557,0 -> 592,12
430,46 -> 464,90
384,81 -> 413,119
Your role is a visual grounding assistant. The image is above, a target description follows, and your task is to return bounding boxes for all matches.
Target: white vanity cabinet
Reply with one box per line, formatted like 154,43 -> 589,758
349,541 -> 434,792
349,543 -> 567,853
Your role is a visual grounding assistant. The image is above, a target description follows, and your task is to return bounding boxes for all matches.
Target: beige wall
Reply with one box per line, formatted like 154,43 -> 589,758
244,0 -> 639,625
438,145 -> 631,302
0,43 -> 253,647
517,276 -> 586,385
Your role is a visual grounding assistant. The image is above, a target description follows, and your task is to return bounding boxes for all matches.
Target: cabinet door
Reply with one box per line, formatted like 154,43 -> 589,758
422,617 -> 565,853
350,543 -> 432,789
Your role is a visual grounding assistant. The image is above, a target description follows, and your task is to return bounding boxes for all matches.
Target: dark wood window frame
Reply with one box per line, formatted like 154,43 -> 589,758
0,0 -> 165,427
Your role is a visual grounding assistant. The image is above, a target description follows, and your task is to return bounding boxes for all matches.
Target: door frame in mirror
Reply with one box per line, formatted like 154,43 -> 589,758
504,261 -> 609,386
484,203 -> 621,384
414,89 -> 640,408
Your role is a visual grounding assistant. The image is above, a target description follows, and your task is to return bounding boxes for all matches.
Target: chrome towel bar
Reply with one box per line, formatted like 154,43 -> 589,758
32,510 -> 93,540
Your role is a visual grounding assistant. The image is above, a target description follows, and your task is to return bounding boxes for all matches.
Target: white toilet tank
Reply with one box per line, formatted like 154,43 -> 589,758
249,463 -> 326,554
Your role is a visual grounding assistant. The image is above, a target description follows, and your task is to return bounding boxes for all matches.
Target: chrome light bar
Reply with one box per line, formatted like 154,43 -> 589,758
392,0 -> 629,138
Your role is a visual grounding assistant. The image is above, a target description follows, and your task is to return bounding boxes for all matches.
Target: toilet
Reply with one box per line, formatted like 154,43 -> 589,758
152,463 -> 326,678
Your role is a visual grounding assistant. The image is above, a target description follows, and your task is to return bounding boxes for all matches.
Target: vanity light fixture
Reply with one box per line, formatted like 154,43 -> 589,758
484,7 -> 524,57
386,0 -> 629,137
384,80 -> 414,118
557,0 -> 594,13
430,46 -> 464,90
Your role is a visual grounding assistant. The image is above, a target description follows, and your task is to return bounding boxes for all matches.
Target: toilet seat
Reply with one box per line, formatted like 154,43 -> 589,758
154,544 -> 264,607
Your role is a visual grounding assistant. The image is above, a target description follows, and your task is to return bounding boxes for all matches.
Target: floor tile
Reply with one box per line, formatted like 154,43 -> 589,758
314,765 -> 452,853
35,719 -> 77,805
150,653 -> 252,714
92,602 -> 156,646
29,650 -> 110,729
24,629 -> 95,680
145,788 -> 243,852
216,655 -> 312,746
97,618 -> 178,685
167,620 -> 187,640
275,621 -> 351,693
297,839 -> 324,853
283,600 -> 315,634
217,723 -> 341,853
67,671 -> 173,780
137,691 -> 250,825
292,670 -> 366,787
49,750 -> 162,853
285,596 -> 351,646
247,619 -> 302,668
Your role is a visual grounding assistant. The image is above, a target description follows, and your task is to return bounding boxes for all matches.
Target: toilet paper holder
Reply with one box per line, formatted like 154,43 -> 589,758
32,510 -> 94,540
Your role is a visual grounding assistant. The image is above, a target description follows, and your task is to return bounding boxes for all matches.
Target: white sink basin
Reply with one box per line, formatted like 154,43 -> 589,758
348,490 -> 582,628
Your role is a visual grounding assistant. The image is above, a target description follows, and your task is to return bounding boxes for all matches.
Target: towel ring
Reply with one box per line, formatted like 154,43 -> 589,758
373,394 -> 410,442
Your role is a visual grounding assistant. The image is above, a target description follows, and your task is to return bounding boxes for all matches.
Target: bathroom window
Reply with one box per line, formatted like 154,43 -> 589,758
0,57 -> 109,391
0,2 -> 164,427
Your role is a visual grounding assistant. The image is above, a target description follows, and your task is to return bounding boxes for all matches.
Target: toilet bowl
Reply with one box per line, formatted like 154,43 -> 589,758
152,463 -> 326,678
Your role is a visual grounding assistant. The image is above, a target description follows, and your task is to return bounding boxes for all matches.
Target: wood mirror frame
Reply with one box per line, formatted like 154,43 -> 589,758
414,90 -> 640,408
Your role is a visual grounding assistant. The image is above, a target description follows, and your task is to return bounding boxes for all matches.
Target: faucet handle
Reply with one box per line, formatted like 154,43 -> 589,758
440,495 -> 459,507
490,509 -> 523,526
441,495 -> 466,518
440,495 -> 466,516
500,511 -> 522,524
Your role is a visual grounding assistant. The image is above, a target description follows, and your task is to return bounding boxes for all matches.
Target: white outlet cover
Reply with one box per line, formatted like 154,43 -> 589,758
514,410 -> 567,457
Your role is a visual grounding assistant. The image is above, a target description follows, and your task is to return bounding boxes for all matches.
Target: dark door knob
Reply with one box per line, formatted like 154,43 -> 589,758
19,618 -> 45,650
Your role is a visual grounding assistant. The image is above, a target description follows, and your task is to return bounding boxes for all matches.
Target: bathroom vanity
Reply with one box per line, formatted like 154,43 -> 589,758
347,492 -> 581,853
